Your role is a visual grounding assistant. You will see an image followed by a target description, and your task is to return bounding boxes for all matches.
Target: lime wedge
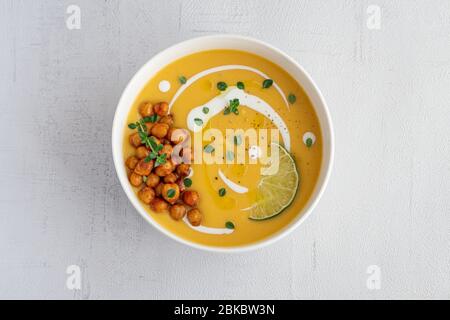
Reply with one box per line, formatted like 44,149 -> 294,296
248,143 -> 299,220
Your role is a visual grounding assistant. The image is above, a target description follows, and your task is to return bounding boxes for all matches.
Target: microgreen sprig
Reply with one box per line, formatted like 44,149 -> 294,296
129,118 -> 167,166
144,136 -> 167,166
224,98 -> 240,115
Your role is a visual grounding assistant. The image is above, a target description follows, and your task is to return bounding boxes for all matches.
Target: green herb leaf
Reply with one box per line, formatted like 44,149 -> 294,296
150,113 -> 158,123
144,114 -> 158,123
218,188 -> 226,197
202,107 -> 209,114
179,75 -> 187,84
234,135 -> 242,146
237,81 -> 245,90
224,98 -> 240,116
144,154 -> 153,163
183,178 -> 192,188
288,93 -> 297,104
306,138 -> 313,148
204,144 -> 215,153
225,221 -> 235,229
217,81 -> 228,91
229,98 -> 239,109
194,118 -> 203,126
136,120 -> 147,133
155,153 -> 167,167
167,189 -> 176,198
149,137 -> 159,151
262,79 -> 273,89
128,123 -> 137,129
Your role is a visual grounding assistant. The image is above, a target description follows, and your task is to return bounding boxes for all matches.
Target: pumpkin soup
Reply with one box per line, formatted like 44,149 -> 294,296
123,50 -> 322,247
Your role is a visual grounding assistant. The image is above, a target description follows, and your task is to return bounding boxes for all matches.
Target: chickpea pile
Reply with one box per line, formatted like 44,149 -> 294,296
125,101 -> 202,227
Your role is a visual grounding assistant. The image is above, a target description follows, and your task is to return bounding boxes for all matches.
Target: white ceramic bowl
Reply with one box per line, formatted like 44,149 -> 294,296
112,35 -> 334,253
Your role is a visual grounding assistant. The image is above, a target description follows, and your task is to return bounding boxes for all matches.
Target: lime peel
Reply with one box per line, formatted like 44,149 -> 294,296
248,143 -> 299,220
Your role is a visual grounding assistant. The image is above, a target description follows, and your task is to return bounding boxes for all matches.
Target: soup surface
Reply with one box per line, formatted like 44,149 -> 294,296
123,49 -> 322,247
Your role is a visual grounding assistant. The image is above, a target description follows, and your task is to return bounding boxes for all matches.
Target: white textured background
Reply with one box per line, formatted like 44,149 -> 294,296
0,0 -> 449,299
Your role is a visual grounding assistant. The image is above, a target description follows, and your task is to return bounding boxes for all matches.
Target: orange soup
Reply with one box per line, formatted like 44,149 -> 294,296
123,50 -> 322,247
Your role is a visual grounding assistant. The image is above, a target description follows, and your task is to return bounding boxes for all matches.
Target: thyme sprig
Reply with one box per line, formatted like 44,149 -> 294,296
129,118 -> 167,166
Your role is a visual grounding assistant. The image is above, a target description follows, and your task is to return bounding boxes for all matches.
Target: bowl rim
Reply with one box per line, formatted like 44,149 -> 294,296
112,34 -> 334,253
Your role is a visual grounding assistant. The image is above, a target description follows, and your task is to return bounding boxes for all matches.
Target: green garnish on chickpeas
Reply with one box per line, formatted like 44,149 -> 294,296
126,100 -> 203,228
143,136 -> 166,165
219,188 -> 226,197
167,189 -> 176,198
145,114 -> 158,123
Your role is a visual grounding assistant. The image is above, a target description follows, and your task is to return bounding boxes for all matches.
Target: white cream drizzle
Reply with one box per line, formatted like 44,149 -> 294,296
168,65 -> 289,110
248,145 -> 261,160
182,216 -> 234,235
168,65 -> 294,235
158,80 -> 171,92
186,87 -> 291,151
218,169 -> 249,194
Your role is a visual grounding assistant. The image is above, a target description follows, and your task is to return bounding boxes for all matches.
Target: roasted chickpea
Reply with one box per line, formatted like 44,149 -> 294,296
176,163 -> 191,177
187,208 -> 202,226
146,173 -> 160,188
139,101 -> 154,117
134,159 -> 154,176
160,144 -> 173,158
150,198 -> 169,213
151,123 -> 169,139
155,182 -> 164,196
162,183 -> 180,204
136,146 -> 150,159
169,204 -> 186,221
129,132 -> 142,147
125,156 -> 139,170
154,102 -> 169,116
159,115 -> 174,126
143,121 -> 155,132
129,172 -> 143,187
154,160 -> 175,177
164,172 -> 178,183
182,190 -> 200,207
138,187 -> 155,204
